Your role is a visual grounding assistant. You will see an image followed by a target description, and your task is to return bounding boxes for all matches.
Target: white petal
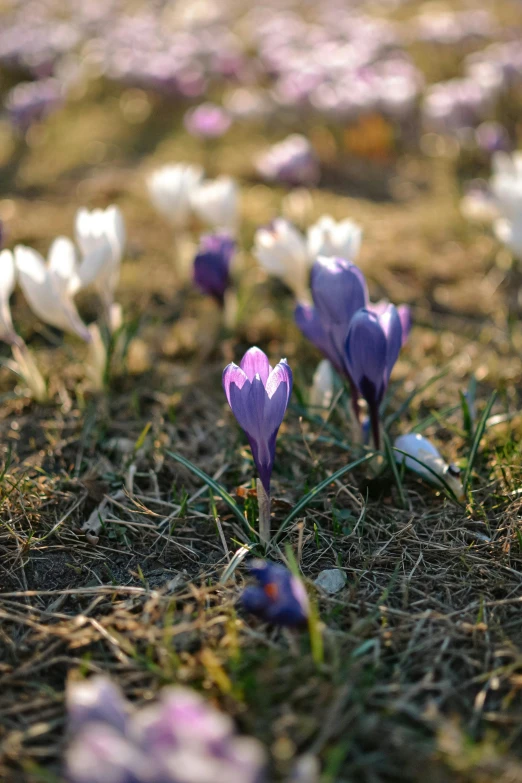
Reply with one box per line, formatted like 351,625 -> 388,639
0,249 -> 17,342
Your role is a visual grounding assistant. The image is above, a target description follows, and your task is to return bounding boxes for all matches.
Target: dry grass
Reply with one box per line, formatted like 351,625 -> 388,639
1,53 -> 522,783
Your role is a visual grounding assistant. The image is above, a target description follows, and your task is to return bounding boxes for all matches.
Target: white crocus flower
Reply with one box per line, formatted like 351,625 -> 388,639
14,238 -> 90,341
75,206 -> 125,310
253,218 -> 310,302
309,359 -> 335,412
307,215 -> 362,262
394,433 -> 464,500
191,176 -> 239,233
489,151 -> 522,258
0,249 -> 20,345
147,163 -> 203,227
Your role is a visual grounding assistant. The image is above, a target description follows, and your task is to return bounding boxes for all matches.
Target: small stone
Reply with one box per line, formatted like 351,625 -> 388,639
314,568 -> 347,594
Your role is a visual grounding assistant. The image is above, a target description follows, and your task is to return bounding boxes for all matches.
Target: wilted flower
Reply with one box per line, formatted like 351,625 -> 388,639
344,305 -> 403,447
307,216 -> 362,262
253,219 -> 310,302
147,163 -> 203,227
256,134 -> 320,187
75,205 -> 126,313
222,347 -> 292,495
394,433 -> 465,500
14,238 -> 90,341
184,102 -> 232,138
0,249 -> 20,345
241,559 -> 309,628
191,176 -> 239,233
65,677 -> 266,783
309,359 -> 334,411
193,233 -> 235,306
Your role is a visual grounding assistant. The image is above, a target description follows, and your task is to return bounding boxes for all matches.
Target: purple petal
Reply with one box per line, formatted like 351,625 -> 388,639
240,346 -> 271,385
397,304 -> 412,345
345,309 -> 388,407
294,302 -> 341,371
265,360 -> 293,404
377,304 -> 402,383
223,363 -> 248,407
66,677 -> 128,737
310,257 -> 368,326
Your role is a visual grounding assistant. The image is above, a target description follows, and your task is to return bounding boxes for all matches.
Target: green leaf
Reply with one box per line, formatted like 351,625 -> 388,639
271,452 -> 375,545
463,391 -> 496,493
167,450 -> 251,536
134,421 -> 151,452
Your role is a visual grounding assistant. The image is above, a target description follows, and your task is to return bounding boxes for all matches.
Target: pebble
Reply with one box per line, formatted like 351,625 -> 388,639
314,568 -> 347,594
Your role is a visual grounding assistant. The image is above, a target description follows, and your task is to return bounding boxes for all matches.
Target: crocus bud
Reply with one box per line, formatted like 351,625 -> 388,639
0,249 -> 20,346
14,239 -> 90,341
193,233 -> 235,306
309,359 -> 335,411
191,176 -> 239,233
307,215 -> 362,262
241,559 -> 309,627
184,102 -> 232,138
254,219 -> 310,302
222,347 -> 292,493
310,256 -> 368,372
394,433 -> 465,500
344,305 -> 402,448
147,163 -> 203,227
75,206 -> 126,311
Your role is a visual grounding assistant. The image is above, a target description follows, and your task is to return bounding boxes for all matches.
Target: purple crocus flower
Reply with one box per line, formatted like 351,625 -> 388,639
5,77 -> 62,132
241,559 -> 309,627
184,102 -> 232,139
344,304 -> 403,448
310,257 -> 369,372
193,233 -> 235,306
65,677 -> 267,783
223,347 -> 292,494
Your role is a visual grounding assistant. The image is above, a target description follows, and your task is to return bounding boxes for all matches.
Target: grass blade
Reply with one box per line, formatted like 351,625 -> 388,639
463,391 -> 496,493
167,450 -> 251,536
382,430 -> 406,509
384,368 -> 448,427
271,452 -> 375,545
392,447 -> 462,503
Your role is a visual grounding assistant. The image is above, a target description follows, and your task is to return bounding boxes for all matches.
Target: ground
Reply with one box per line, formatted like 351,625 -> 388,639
1,46 -> 522,783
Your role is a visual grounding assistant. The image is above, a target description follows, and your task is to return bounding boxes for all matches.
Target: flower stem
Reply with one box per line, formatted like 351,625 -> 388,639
256,479 -> 271,546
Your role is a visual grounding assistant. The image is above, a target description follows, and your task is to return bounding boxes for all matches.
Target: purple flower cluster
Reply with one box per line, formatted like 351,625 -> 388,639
65,677 -> 266,783
295,257 -> 411,447
0,0 -> 518,146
